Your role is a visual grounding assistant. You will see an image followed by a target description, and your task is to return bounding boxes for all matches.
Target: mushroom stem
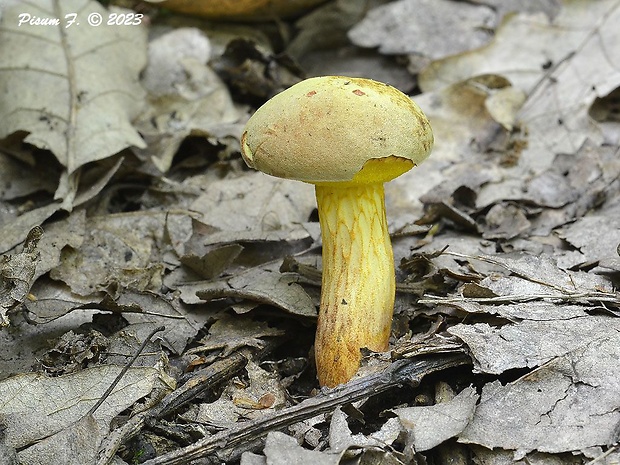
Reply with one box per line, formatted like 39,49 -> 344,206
314,182 -> 394,387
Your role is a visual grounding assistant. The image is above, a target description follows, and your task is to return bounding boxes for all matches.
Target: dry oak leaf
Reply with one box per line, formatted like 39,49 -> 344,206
0,0 -> 146,173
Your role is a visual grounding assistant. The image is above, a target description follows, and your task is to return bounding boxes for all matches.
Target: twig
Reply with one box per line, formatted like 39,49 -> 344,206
419,292 -> 619,306
97,339 -> 279,465
89,325 -> 165,417
140,352 -> 470,465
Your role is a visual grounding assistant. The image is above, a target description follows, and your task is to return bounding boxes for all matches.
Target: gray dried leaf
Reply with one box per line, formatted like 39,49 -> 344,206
49,212 -> 180,296
0,365 -> 161,449
195,314 -> 284,356
393,386 -> 478,452
22,278 -> 100,324
180,244 -> 244,280
0,226 -> 42,326
516,1 -> 620,175
482,203 -> 531,240
0,0 -> 146,174
263,432 -> 342,465
348,0 -> 495,58
13,414 -> 102,465
469,0 -> 562,21
449,315 -> 620,374
105,290 -> 208,356
33,208 -> 86,280
329,407 -> 401,453
470,444 -> 583,465
476,253 -> 613,295
286,0 -> 369,60
192,361 -> 288,427
443,301 -> 588,321
458,323 -> 620,455
559,215 -> 620,271
528,143 -> 620,236
135,36 -> 241,173
141,28 -> 212,98
0,203 -> 61,256
525,171 -> 579,208
240,452 -> 266,465
190,171 -> 315,234
36,329 -> 109,376
0,153 -> 57,200
196,262 -> 316,318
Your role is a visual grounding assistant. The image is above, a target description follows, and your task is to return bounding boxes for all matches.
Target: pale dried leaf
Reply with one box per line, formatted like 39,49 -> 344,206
196,314 -> 284,356
387,77 -> 505,226
476,253 -> 613,295
180,244 -> 244,280
329,408 -> 401,453
0,226 -> 42,325
348,0 -> 495,58
195,262 -> 317,318
0,0 -> 146,173
516,1 -> 620,174
559,216 -> 620,271
0,365 -> 161,448
141,28 -> 212,97
471,445 -> 583,465
449,315 -> 620,374
240,452 -> 266,465
135,30 -> 241,172
190,172 -> 315,233
419,1 -> 615,94
458,323 -> 620,455
112,290 -> 208,355
442,301 -> 588,321
34,208 -> 86,280
394,386 -> 478,451
15,414 -> 102,465
0,153 -> 57,200
263,432 -> 342,465
192,361 -> 288,427
49,212 -> 178,296
0,203 -> 61,255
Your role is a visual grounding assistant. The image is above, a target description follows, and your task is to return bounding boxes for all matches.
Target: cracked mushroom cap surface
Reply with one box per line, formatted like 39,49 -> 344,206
241,76 -> 433,184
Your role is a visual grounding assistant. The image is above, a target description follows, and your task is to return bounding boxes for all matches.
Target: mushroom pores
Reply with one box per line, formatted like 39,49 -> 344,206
240,76 -> 433,184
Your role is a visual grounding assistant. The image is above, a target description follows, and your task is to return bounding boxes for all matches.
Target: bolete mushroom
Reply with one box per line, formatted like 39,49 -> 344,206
241,76 -> 433,387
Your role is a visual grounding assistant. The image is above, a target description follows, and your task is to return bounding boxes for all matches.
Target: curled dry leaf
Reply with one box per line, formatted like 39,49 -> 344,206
0,226 -> 43,326
190,313 -> 284,359
195,262 -> 317,318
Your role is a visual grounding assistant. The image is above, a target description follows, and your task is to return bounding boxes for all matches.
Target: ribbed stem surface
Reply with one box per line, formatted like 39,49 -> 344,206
314,183 -> 395,387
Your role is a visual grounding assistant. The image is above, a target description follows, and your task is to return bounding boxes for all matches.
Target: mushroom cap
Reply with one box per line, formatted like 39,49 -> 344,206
241,76 -> 433,184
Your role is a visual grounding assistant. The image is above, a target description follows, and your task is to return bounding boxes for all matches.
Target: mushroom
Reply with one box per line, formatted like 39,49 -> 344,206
241,76 -> 433,387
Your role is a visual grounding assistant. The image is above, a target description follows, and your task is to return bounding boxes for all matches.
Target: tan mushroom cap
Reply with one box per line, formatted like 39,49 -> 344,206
241,76 -> 434,184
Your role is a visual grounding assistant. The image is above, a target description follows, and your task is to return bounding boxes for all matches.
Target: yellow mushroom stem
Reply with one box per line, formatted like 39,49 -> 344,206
314,182 -> 394,387
313,157 -> 412,387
